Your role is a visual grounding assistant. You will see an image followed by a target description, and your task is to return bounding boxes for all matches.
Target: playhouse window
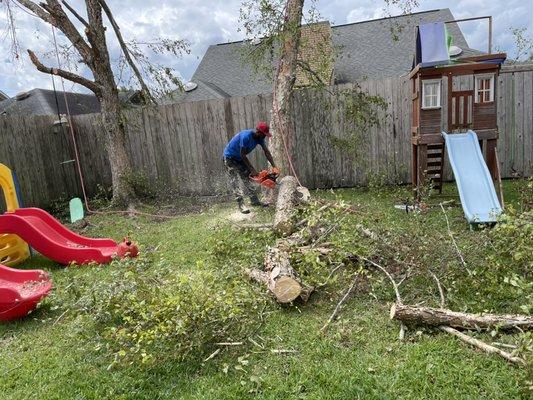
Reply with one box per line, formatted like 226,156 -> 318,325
422,80 -> 441,109
475,74 -> 494,103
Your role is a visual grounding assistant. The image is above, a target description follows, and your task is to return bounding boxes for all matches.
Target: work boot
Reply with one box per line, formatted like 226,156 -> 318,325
250,195 -> 269,207
237,198 -> 250,214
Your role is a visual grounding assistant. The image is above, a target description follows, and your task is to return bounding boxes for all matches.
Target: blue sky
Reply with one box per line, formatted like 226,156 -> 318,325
1,0 -> 532,97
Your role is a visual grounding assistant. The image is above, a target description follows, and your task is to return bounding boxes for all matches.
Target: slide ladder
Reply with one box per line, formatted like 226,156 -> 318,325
442,130 -> 502,224
426,143 -> 445,193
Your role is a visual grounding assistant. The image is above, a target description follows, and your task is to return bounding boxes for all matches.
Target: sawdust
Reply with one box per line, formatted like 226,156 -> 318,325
224,209 -> 257,223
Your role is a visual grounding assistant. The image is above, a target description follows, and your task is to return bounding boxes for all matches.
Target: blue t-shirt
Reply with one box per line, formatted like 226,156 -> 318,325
223,130 -> 264,161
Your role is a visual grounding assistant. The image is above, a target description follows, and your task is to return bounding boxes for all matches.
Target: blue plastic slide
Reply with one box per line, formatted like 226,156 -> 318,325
442,130 -> 502,223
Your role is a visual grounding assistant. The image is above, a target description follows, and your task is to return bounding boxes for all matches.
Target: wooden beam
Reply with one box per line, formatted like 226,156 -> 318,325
419,63 -> 500,77
413,129 -> 498,145
457,53 -> 507,63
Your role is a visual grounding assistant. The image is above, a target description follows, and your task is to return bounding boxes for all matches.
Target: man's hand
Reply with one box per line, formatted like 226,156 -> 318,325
271,167 -> 280,175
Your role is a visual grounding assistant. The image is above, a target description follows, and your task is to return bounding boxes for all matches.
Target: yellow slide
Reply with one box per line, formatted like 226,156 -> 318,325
0,164 -> 30,266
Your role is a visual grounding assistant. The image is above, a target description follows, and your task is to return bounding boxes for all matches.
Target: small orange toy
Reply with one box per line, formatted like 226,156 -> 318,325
117,238 -> 139,258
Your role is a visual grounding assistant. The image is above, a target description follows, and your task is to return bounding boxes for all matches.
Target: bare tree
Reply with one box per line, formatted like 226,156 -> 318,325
5,0 -> 186,205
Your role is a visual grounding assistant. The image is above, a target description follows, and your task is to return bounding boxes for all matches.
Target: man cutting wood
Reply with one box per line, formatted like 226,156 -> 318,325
223,121 -> 278,214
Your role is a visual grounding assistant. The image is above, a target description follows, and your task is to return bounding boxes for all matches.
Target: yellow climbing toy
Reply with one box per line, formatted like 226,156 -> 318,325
0,164 -> 30,265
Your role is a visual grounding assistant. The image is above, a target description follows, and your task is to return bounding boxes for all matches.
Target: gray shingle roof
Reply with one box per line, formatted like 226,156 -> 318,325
0,88 -> 100,116
170,8 -> 482,103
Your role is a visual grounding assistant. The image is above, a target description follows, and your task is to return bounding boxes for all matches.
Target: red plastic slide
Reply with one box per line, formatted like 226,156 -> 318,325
0,264 -> 52,321
0,208 -> 138,265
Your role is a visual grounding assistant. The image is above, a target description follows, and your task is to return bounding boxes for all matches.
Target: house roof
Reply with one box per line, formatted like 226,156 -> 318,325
169,8 -> 482,103
0,90 -> 8,101
0,88 -> 101,116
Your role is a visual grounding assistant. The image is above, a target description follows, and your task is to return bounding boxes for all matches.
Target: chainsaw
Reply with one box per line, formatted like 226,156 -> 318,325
250,169 -> 279,189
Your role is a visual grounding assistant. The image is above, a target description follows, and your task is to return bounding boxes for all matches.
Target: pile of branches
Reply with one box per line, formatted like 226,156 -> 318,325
244,176 -> 532,366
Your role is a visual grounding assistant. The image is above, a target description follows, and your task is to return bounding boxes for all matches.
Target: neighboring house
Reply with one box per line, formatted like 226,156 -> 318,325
0,88 -> 145,116
0,88 -> 100,116
0,91 -> 8,101
169,8 -> 481,103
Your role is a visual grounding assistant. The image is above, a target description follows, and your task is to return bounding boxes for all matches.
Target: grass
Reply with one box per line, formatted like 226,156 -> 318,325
0,180 -> 531,399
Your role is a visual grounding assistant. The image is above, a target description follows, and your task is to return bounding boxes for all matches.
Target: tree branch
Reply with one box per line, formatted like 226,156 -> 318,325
15,0 -> 53,23
27,49 -> 100,94
97,0 -> 156,104
43,0 -> 93,64
440,326 -> 526,366
60,0 -> 89,28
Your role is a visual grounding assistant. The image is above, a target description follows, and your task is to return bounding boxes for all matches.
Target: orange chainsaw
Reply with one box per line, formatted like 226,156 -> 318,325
250,168 -> 279,189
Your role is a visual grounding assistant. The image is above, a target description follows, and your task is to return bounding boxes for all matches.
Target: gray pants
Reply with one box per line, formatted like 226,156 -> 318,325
224,158 -> 258,202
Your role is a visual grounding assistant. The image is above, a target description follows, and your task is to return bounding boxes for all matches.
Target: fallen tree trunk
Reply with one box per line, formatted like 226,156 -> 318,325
390,303 -> 533,331
248,245 -> 313,303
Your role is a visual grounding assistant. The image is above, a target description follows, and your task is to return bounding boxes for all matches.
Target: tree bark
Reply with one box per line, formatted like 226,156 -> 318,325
273,175 -> 299,235
390,303 -> 533,331
86,0 -> 134,204
99,92 -> 134,204
270,0 -> 304,174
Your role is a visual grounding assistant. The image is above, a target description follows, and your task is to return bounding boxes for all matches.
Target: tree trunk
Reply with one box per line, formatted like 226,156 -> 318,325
390,303 -> 533,331
274,175 -> 299,235
86,0 -> 136,205
99,90 -> 134,205
270,0 -> 304,174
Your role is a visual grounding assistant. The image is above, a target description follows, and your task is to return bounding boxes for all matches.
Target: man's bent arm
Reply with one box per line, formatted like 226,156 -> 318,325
262,144 -> 276,168
240,149 -> 257,176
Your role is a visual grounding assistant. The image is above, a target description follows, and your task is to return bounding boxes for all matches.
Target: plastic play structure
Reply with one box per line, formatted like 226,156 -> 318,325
443,131 -> 502,223
0,264 -> 52,321
410,18 -> 506,223
0,164 -> 30,266
0,163 -> 138,321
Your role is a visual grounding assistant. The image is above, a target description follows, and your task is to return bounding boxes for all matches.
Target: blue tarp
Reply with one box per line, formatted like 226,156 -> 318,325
416,22 -> 450,67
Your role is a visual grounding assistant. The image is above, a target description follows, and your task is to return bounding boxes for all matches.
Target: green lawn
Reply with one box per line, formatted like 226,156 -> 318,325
0,180 -> 530,399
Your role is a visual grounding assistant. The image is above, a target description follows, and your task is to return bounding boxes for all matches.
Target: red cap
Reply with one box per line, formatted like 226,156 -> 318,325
256,121 -> 271,137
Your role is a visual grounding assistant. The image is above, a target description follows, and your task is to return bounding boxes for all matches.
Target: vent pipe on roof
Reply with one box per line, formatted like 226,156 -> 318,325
449,45 -> 463,56
184,82 -> 198,92
15,92 -> 31,101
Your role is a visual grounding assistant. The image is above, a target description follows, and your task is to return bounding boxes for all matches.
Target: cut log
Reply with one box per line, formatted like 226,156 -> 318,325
248,245 -> 313,303
390,303 -> 533,331
264,246 -> 311,303
273,175 -> 299,236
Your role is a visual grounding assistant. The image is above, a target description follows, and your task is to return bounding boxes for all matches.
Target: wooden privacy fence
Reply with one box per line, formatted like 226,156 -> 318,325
0,64 -> 531,207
